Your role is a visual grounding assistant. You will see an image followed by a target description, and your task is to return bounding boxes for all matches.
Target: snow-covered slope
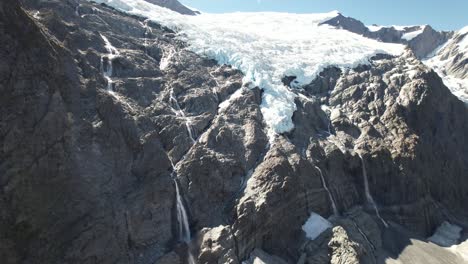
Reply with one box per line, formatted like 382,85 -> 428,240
424,26 -> 468,103
401,26 -> 426,41
90,0 -> 405,139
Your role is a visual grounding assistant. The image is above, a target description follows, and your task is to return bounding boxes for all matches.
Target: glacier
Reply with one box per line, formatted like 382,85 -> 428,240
89,0 -> 405,140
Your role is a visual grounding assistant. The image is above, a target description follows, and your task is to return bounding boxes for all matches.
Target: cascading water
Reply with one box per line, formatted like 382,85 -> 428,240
171,162 -> 196,264
140,19 -> 152,52
75,4 -> 80,16
169,88 -> 196,143
314,166 -> 339,216
349,217 -> 376,252
98,34 -> 135,111
158,45 -> 196,143
160,47 -> 176,71
208,67 -> 221,93
358,154 -> 389,228
173,177 -> 191,242
100,33 -> 120,91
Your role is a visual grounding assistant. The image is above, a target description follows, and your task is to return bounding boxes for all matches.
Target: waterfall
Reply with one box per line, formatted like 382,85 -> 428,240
75,4 -> 80,16
160,47 -> 176,71
140,19 -> 153,52
173,178 -> 191,242
99,33 -> 120,91
314,166 -> 339,216
169,88 -> 196,143
171,162 -> 196,264
358,154 -> 388,228
208,67 -> 221,94
349,217 -> 376,252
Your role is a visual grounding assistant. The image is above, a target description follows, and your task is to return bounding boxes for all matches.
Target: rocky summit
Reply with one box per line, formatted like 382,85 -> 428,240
0,0 -> 467,264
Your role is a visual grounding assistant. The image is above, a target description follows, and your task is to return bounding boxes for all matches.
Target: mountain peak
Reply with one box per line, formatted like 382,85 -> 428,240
143,0 -> 199,15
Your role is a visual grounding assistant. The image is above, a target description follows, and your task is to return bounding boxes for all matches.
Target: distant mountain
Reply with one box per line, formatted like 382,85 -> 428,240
424,27 -> 468,102
321,13 -> 453,59
143,0 -> 199,15
321,13 -> 468,104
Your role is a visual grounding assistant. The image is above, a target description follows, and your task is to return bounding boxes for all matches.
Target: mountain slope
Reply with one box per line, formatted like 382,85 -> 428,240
423,26 -> 468,103
1,1 -> 467,264
321,13 -> 453,59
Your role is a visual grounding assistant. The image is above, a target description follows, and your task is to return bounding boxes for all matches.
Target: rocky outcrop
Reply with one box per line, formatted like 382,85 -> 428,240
328,226 -> 361,264
1,1 -> 468,264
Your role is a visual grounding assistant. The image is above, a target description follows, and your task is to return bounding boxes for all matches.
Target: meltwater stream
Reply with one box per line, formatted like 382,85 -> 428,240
100,34 -> 119,91
358,154 -> 389,228
169,88 -> 196,143
99,34 -> 135,111
314,166 -> 339,216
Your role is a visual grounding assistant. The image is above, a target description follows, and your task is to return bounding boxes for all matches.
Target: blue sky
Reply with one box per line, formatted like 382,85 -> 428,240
180,0 -> 467,30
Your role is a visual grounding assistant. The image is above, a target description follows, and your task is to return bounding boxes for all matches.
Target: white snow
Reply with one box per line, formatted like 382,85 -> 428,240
449,239 -> 468,261
89,0 -> 405,140
367,24 -> 419,33
367,25 -> 383,32
458,26 -> 468,52
401,26 -> 425,41
302,212 -> 332,240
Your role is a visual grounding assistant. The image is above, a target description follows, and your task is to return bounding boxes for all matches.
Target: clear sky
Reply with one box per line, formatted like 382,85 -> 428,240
180,0 -> 468,31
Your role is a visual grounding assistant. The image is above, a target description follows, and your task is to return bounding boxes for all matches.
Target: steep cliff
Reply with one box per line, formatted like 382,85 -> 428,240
0,1 -> 467,264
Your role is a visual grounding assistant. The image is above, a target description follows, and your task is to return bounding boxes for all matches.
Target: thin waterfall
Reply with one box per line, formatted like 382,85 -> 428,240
173,178 -> 191,242
75,4 -> 80,16
314,166 -> 339,216
98,34 -> 134,111
99,33 -> 120,91
358,154 -> 388,228
169,88 -> 196,143
160,47 -> 176,71
140,19 -> 152,52
171,162 -> 196,264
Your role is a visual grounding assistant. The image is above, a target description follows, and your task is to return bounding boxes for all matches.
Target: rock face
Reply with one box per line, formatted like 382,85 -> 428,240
1,1 -> 468,264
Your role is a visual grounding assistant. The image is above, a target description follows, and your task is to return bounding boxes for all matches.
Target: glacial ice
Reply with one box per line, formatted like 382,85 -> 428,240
90,0 -> 405,140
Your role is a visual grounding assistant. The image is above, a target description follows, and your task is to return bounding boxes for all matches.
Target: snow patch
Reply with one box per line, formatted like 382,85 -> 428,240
428,221 -> 462,247
367,25 -> 383,32
302,212 -> 332,240
458,27 -> 468,52
218,87 -> 245,112
401,26 -> 425,41
89,0 -> 405,140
